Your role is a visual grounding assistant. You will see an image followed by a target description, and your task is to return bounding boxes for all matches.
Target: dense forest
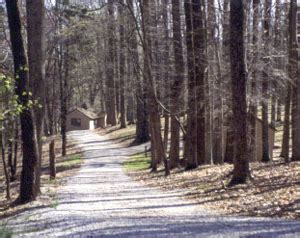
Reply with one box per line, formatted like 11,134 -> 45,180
0,0 -> 299,207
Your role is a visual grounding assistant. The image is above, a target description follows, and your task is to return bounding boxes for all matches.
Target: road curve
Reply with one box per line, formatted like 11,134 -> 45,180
4,130 -> 300,237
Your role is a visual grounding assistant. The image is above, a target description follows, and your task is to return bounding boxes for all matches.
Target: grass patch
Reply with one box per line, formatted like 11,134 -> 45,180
123,152 -> 150,171
59,154 -> 82,167
50,200 -> 59,209
0,225 -> 13,238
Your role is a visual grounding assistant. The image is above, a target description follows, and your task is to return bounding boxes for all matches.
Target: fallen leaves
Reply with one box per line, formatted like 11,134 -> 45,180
129,160 -> 300,220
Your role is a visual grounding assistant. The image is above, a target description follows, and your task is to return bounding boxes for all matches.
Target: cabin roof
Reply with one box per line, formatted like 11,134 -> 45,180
68,107 -> 101,120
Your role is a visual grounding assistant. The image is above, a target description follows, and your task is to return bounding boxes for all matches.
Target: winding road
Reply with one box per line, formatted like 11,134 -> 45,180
4,131 -> 300,237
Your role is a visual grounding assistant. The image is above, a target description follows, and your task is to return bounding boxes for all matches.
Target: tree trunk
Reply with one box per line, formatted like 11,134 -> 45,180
118,2 -> 127,129
49,140 -> 56,180
127,0 -> 150,144
7,134 -> 13,180
248,0 -> 260,162
1,131 -> 10,200
163,114 -> 169,151
106,0 -> 118,126
261,0 -> 272,163
229,0 -> 250,185
192,0 -> 206,166
141,0 -> 170,176
6,0 -> 38,203
26,0 -> 45,195
184,0 -> 198,170
59,44 -> 68,157
11,122 -> 18,181
281,85 -> 291,161
208,0 -> 223,165
169,0 -> 185,169
291,0 -> 300,161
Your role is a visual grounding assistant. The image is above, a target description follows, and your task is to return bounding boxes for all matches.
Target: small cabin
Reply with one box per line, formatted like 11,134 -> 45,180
66,107 -> 106,132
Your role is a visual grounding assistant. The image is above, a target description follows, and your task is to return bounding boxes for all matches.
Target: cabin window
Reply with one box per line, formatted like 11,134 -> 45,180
71,118 -> 81,127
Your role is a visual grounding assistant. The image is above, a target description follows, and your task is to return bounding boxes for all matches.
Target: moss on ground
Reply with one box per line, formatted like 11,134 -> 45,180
58,154 -> 82,168
123,152 -> 150,172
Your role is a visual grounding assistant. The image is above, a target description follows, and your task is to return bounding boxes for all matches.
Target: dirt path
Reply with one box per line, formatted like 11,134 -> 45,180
3,131 -> 300,237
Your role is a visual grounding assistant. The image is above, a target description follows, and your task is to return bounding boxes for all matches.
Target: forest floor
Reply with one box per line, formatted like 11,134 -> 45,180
128,157 -> 300,220
106,125 -> 300,220
1,130 -> 299,237
0,135 -> 82,220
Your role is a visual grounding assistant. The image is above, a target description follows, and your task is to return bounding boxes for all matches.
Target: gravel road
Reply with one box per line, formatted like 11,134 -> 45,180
4,130 -> 300,237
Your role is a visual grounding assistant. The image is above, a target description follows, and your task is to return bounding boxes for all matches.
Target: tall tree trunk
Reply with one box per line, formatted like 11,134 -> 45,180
169,0 -> 185,168
281,85 -> 292,161
49,140 -> 56,180
118,2 -> 127,129
248,0 -> 260,162
59,44 -> 68,157
162,0 -> 171,154
193,0 -> 206,166
261,0 -> 272,162
5,0 -> 38,202
291,0 -> 300,161
229,0 -> 250,185
208,0 -> 223,164
184,0 -> 198,169
106,0 -> 118,126
141,0 -> 170,176
26,0 -> 45,195
223,0 -> 235,165
127,0 -> 150,144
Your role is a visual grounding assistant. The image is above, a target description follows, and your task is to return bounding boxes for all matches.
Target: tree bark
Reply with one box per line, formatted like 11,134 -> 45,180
6,0 -> 39,203
141,0 -> 170,176
169,0 -> 185,169
49,140 -> 56,180
248,0 -> 260,162
281,85 -> 291,161
290,0 -> 300,161
26,0 -> 46,195
192,0 -> 206,166
261,0 -> 272,162
127,0 -> 150,144
118,2 -> 127,129
106,0 -> 118,126
184,0 -> 198,170
229,0 -> 250,185
1,131 -> 10,200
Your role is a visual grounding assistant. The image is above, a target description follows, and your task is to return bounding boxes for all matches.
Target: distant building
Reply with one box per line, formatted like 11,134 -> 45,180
66,107 -> 106,132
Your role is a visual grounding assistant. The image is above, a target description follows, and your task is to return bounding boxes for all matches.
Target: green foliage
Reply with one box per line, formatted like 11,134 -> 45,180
59,154 -> 82,167
0,73 -> 41,124
50,200 -> 59,209
0,225 -> 13,238
123,153 -> 150,171
69,154 -> 82,162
